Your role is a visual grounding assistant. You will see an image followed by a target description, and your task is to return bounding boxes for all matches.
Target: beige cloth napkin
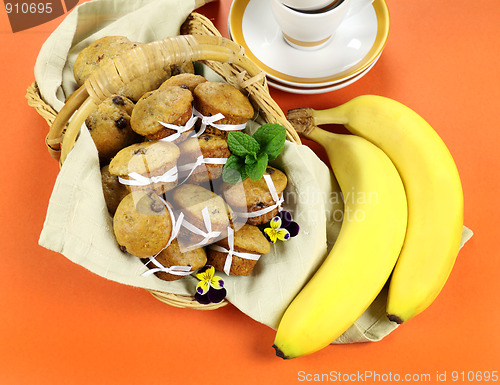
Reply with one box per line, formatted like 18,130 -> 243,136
35,0 -> 473,343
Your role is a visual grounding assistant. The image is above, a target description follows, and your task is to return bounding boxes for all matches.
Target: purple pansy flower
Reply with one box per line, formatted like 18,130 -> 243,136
194,265 -> 227,304
264,210 -> 299,243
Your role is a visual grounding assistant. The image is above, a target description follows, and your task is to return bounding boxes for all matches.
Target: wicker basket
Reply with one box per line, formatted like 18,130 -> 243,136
26,12 -> 301,310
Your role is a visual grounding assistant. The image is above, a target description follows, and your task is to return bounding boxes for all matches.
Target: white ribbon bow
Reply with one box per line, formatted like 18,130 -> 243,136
237,174 -> 284,219
178,155 -> 228,184
192,107 -> 248,137
119,166 -> 178,187
181,207 -> 222,248
209,227 -> 261,275
157,112 -> 198,142
142,260 -> 193,277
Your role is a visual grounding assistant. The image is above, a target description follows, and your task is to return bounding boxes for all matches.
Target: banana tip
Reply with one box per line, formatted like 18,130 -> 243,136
272,344 -> 290,360
387,314 -> 404,324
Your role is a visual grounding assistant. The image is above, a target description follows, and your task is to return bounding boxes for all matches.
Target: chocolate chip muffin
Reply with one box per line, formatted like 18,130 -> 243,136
207,224 -> 270,276
193,81 -> 254,138
85,95 -> 141,163
178,134 -> 230,183
73,36 -> 170,101
170,62 -> 196,76
130,86 -> 194,141
108,141 -> 180,195
116,65 -> 171,102
101,164 -> 129,215
73,36 -> 137,85
222,166 -> 288,225
173,184 -> 234,248
113,192 -> 173,258
159,73 -> 207,93
144,239 -> 207,281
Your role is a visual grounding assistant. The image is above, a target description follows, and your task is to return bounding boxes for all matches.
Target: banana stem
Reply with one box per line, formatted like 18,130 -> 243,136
287,107 -> 349,136
312,107 -> 349,126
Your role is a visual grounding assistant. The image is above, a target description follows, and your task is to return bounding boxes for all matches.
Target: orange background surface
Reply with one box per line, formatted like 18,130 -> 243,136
1,0 -> 499,384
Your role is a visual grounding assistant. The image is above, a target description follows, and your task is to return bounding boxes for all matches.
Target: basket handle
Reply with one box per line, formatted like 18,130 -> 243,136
50,34 -> 299,164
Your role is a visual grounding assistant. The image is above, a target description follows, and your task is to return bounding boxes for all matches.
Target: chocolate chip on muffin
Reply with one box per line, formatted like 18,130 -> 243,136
170,62 -> 196,76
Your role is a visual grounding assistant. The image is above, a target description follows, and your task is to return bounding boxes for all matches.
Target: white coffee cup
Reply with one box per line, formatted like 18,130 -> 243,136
279,0 -> 341,12
270,0 -> 374,50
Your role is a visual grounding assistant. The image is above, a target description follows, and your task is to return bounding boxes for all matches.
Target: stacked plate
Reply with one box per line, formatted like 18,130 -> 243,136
228,0 -> 390,94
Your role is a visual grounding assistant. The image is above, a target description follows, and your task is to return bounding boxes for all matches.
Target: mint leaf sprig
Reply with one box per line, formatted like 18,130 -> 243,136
222,123 -> 287,183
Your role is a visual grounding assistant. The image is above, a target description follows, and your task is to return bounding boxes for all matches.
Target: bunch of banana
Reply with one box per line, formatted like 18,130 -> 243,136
273,95 -> 464,359
273,123 -> 408,359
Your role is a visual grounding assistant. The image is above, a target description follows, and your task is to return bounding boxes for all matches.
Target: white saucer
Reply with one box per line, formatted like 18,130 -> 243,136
267,53 -> 380,94
228,0 -> 389,88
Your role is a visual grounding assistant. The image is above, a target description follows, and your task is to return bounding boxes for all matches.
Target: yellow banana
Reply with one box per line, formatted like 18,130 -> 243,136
287,95 -> 464,324
273,127 -> 407,359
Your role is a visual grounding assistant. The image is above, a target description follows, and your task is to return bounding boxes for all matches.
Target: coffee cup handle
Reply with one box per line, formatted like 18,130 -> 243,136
346,0 -> 374,19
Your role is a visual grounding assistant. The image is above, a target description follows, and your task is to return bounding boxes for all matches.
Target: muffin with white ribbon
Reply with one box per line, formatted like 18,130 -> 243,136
177,133 -> 230,184
192,81 -> 254,138
141,239 -> 207,281
173,184 -> 235,249
130,86 -> 195,142
108,140 -> 180,195
222,166 -> 288,225
207,225 -> 270,276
